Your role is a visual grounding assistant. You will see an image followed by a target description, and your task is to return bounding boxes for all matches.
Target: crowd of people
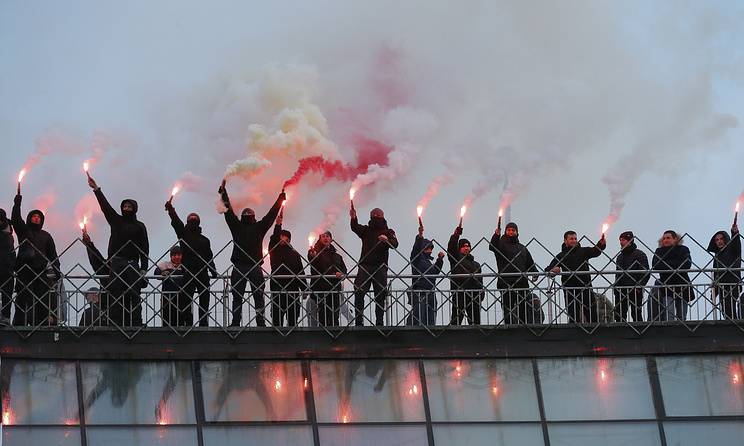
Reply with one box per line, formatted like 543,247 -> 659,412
0,177 -> 741,329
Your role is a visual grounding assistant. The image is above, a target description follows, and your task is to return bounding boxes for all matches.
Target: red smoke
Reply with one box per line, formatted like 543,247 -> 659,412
284,136 -> 393,188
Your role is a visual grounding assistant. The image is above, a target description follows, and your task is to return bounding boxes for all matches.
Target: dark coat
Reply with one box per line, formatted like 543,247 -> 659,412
94,188 -> 149,270
614,242 -> 651,287
308,243 -> 347,294
706,230 -> 741,285
11,196 -> 59,274
653,244 -> 692,286
489,233 -> 537,289
167,207 -> 216,278
410,235 -> 443,291
351,216 -> 399,266
545,240 -> 605,288
79,303 -> 101,326
221,189 -> 284,266
447,230 -> 484,291
155,261 -> 184,294
0,215 -> 15,276
268,224 -> 307,292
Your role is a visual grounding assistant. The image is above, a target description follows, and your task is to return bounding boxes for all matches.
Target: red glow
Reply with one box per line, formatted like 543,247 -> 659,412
733,373 -> 740,385
274,379 -> 282,391
79,215 -> 88,230
170,185 -> 180,198
416,205 -> 423,218
455,364 -> 462,378
308,233 -> 316,248
83,161 -> 89,173
349,188 -> 356,201
2,409 -> 13,425
731,362 -> 742,385
492,386 -> 499,396
304,377 -> 309,389
601,223 -> 610,235
498,208 -> 504,218
17,169 -> 26,183
407,384 -> 419,396
460,205 -> 467,218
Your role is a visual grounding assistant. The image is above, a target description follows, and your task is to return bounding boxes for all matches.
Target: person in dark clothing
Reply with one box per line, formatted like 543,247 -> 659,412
652,230 -> 692,321
447,225 -> 484,325
706,223 -> 741,320
350,207 -> 399,326
87,176 -> 149,326
489,222 -> 538,324
0,209 -> 16,325
155,246 -> 187,326
79,287 -> 102,327
545,230 -> 606,324
267,212 -> 306,327
308,231 -> 347,326
613,231 -> 650,322
409,225 -> 444,326
11,194 -> 60,326
164,201 -> 217,327
219,181 -> 285,327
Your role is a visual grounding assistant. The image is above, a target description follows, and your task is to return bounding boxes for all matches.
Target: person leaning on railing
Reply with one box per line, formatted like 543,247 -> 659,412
613,231 -> 650,322
653,230 -> 692,321
409,224 -> 444,326
706,223 -> 741,320
308,231 -> 347,327
545,230 -> 606,324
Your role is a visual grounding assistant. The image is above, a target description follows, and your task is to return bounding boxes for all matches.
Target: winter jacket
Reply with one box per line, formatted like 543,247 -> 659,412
268,224 -> 307,292
155,261 -> 184,294
0,212 -> 15,276
410,235 -> 443,291
614,242 -> 650,287
653,244 -> 692,286
351,216 -> 399,266
545,240 -> 605,288
221,189 -> 284,266
706,230 -> 741,285
489,233 -> 537,289
308,243 -> 347,293
94,188 -> 149,271
167,206 -> 217,278
11,195 -> 59,274
447,229 -> 484,291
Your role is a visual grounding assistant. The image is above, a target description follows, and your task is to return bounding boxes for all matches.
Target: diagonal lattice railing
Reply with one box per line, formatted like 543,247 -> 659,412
0,231 -> 741,340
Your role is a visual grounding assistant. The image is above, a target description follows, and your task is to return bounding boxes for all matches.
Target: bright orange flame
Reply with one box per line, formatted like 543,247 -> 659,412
17,169 -> 26,183
349,188 -> 356,201
2,410 -> 12,425
600,369 -> 607,382
416,205 -> 423,218
274,379 -> 282,391
263,247 -> 269,256
736,202 -> 741,213
171,185 -> 180,197
733,373 -> 740,384
492,386 -> 499,396
460,205 -> 467,218
455,364 -> 462,378
308,233 -> 316,248
601,223 -> 609,234
408,384 -> 419,395
304,377 -> 309,389
79,216 -> 88,230
83,161 -> 89,172
498,208 -> 504,218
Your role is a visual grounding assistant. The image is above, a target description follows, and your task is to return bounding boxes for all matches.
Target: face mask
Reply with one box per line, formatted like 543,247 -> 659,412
122,209 -> 136,218
241,214 -> 256,224
186,219 -> 200,230
370,216 -> 385,228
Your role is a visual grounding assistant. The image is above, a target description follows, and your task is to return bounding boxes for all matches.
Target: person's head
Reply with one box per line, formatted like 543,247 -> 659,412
26,210 -> 44,229
170,246 -> 182,265
186,212 -> 200,226
120,199 -> 138,217
370,208 -> 384,219
422,239 -> 434,255
84,287 -> 101,305
563,230 -> 578,248
661,230 -> 678,248
505,222 -> 518,237
241,208 -> 256,224
458,238 -> 471,256
619,231 -> 634,249
319,231 -> 333,246
714,232 -> 728,249
279,229 -> 292,245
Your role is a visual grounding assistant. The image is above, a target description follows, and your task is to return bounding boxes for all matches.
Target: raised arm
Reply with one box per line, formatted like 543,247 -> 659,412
11,194 -> 26,236
165,202 -> 185,240
447,227 -> 461,264
269,223 -> 282,249
92,188 -> 120,226
350,216 -> 366,239
139,224 -> 149,271
219,183 -> 240,228
410,234 -> 426,260
83,235 -> 107,275
489,231 -> 501,254
258,191 -> 285,234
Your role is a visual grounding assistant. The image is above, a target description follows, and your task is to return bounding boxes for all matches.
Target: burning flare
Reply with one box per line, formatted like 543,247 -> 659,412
349,188 -> 356,201
17,169 -> 26,183
79,216 -> 88,231
460,205 -> 467,218
308,233 -> 316,248
601,223 -> 610,235
416,205 -> 423,218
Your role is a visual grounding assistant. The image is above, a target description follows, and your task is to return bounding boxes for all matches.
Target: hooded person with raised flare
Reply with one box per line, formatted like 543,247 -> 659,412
350,206 -> 399,326
164,201 -> 217,327
11,193 -> 59,326
706,222 -> 741,320
88,176 -> 149,326
490,221 -> 539,324
219,180 -> 285,327
447,223 -> 484,325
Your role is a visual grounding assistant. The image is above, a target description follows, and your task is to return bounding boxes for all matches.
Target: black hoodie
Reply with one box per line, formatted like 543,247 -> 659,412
350,216 -> 399,266
166,206 -> 217,278
308,242 -> 347,293
447,229 -> 484,291
489,232 -> 537,289
268,224 -> 306,292
94,188 -> 149,271
614,242 -> 651,287
706,230 -> 741,285
653,243 -> 692,286
0,209 -> 15,276
11,195 -> 59,274
545,240 -> 606,288
221,189 -> 284,266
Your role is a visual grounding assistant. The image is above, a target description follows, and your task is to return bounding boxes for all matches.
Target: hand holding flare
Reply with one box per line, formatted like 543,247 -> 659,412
416,205 -> 424,230
17,169 -> 26,195
459,204 -> 467,228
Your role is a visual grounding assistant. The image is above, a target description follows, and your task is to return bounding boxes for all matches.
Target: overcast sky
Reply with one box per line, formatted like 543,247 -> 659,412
1,0 -> 743,275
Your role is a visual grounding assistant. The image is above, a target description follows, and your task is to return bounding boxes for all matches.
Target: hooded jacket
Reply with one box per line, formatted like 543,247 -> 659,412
489,232 -> 537,289
221,189 -> 284,266
0,209 -> 15,276
653,242 -> 692,286
614,242 -> 651,287
410,234 -> 443,290
706,230 -> 741,285
545,239 -> 606,288
447,229 -> 484,291
94,188 -> 149,271
308,242 -> 347,293
268,224 -> 307,292
11,195 -> 59,274
166,206 -> 217,278
350,216 -> 399,266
